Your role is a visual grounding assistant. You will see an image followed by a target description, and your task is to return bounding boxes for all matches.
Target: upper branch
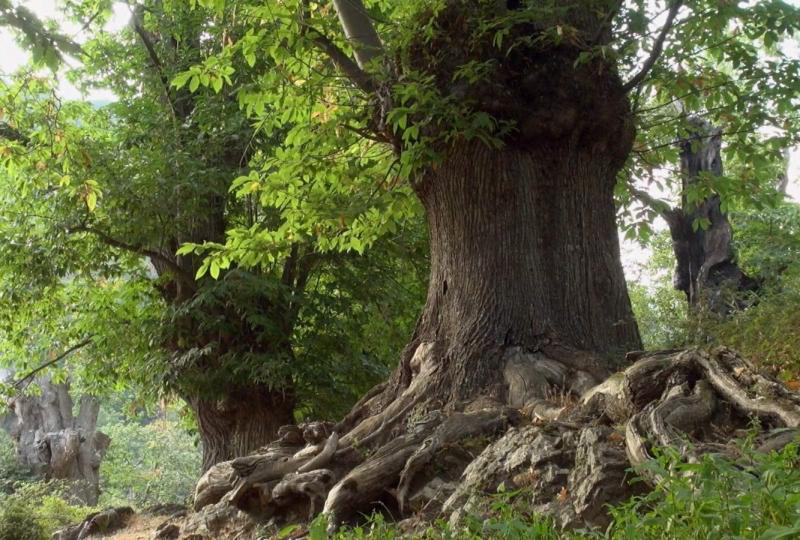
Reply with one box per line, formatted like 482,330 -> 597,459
70,224 -> 196,289
628,185 -> 683,229
0,2 -> 83,63
307,28 -> 376,93
12,337 -> 93,389
622,0 -> 684,93
131,7 -> 182,118
331,0 -> 383,69
0,122 -> 30,144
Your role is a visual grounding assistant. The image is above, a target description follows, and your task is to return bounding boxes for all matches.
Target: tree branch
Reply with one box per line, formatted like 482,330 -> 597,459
0,122 -> 30,144
331,0 -> 383,69
12,337 -> 93,389
622,0 -> 684,93
131,7 -> 182,119
0,2 -> 83,63
70,224 -> 196,289
307,28 -> 376,93
628,185 -> 683,229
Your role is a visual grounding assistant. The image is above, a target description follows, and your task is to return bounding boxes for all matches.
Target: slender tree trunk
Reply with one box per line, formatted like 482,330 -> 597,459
6,377 -> 109,505
188,383 -> 295,472
665,118 -> 758,313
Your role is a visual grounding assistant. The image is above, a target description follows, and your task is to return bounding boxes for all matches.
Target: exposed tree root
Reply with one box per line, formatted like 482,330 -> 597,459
100,346 -> 800,539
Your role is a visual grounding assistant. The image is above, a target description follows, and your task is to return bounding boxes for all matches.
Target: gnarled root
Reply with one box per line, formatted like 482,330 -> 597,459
187,346 -> 800,538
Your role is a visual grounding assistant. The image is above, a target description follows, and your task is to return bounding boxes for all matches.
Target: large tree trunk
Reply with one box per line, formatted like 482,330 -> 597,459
188,384 -> 295,472
6,377 -> 109,505
186,0 -> 648,529
173,2 -> 798,536
406,141 -> 641,403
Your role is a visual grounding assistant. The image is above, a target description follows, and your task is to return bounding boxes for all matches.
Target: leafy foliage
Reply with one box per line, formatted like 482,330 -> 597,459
0,0 -> 426,427
604,441 -> 800,539
0,429 -> 34,495
627,231 -> 689,350
630,202 -> 800,378
98,412 -> 201,508
0,480 -> 95,540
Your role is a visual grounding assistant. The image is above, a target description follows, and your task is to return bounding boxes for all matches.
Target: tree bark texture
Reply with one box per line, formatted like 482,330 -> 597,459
665,117 -> 758,313
5,377 -> 109,505
188,384 -> 295,472
405,141 -> 642,403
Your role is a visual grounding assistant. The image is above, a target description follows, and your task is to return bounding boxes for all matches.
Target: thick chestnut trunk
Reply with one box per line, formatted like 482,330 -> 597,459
189,384 -> 295,472
406,141 -> 641,401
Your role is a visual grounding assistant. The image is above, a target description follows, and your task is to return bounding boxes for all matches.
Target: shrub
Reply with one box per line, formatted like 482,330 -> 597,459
0,429 -> 34,495
0,497 -> 46,540
698,271 -> 800,380
0,481 -> 94,540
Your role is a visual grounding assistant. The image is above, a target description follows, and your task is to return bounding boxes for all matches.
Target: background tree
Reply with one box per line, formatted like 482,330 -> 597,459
0,0 -> 425,471
631,117 -> 760,315
4,374 -> 108,505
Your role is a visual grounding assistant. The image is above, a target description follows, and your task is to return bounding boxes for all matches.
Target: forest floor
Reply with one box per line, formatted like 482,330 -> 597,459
99,514 -> 170,540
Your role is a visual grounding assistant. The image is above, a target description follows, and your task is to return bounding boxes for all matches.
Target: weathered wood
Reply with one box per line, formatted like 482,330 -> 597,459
5,376 -> 109,505
272,469 -> 335,519
666,117 -> 759,313
52,507 -> 134,540
183,347 -> 800,535
396,409 -> 518,513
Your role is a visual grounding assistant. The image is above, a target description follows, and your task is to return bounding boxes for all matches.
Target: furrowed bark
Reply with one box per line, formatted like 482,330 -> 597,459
189,384 -> 296,472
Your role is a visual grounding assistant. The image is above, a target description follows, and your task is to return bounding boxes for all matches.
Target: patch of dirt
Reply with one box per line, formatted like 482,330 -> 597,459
99,514 -> 170,539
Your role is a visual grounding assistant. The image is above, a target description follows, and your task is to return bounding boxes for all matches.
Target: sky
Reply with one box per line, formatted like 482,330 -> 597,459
0,0 -> 130,100
1,0 -> 799,281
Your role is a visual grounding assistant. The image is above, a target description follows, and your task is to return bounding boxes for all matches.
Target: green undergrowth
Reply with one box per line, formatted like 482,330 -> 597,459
275,436 -> 800,540
0,481 -> 96,540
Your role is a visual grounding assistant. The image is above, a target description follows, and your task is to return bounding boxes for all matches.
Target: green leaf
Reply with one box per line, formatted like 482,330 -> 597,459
277,524 -> 300,538
176,244 -> 195,256
172,71 -> 192,89
196,262 -> 209,279
86,192 -> 97,212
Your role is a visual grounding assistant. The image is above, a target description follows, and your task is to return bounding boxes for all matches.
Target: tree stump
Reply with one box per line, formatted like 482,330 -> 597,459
5,377 -> 109,505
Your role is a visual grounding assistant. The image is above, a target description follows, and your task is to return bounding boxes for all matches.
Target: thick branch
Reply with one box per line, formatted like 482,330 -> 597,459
70,225 -> 196,289
628,185 -> 682,228
131,7 -> 182,119
308,29 -> 375,93
331,0 -> 383,70
0,122 -> 30,144
622,0 -> 684,92
0,2 -> 83,62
